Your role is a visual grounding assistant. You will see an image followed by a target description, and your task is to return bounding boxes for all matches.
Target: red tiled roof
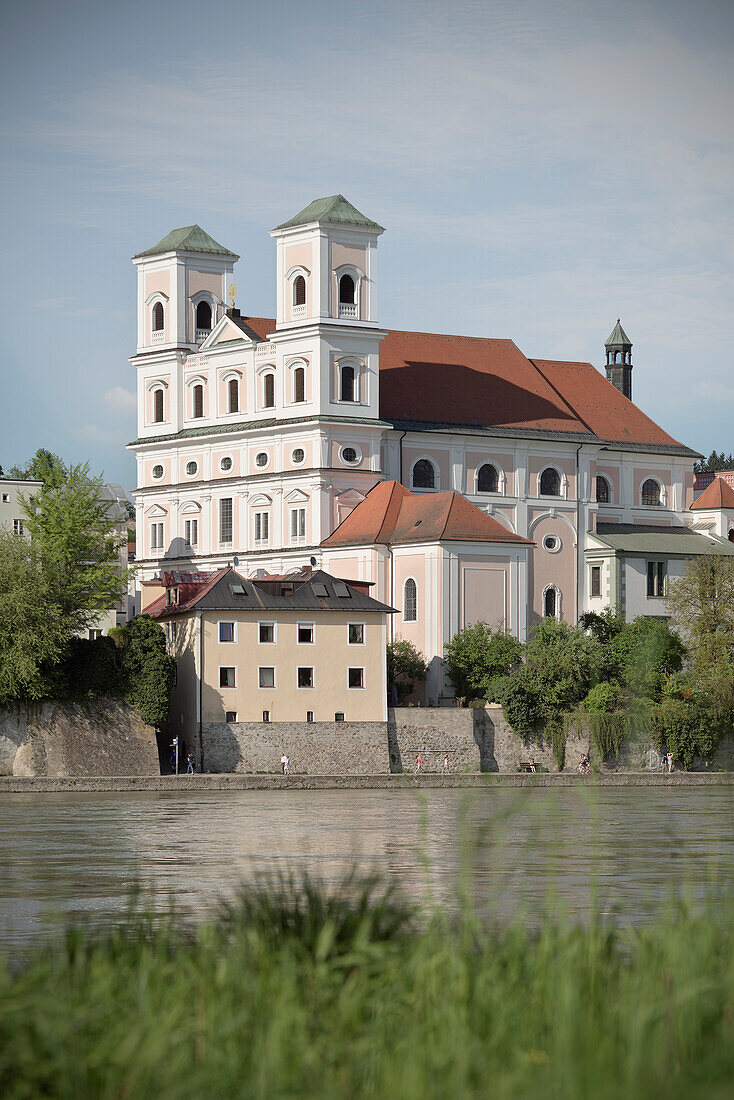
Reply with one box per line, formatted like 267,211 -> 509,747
322,481 -> 531,547
241,318 -> 684,448
690,477 -> 734,511
146,568 -> 230,618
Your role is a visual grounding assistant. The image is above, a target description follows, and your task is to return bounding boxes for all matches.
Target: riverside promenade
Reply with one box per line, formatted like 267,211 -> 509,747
0,772 -> 731,793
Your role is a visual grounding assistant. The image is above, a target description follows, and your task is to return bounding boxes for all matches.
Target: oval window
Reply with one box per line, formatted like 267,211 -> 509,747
220,456 -> 233,472
186,461 -> 198,476
342,447 -> 358,464
255,452 -> 268,468
292,448 -> 305,464
152,464 -> 164,480
543,534 -> 560,552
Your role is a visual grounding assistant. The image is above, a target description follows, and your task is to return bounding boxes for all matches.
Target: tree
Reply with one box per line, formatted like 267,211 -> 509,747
8,447 -> 66,489
443,623 -> 523,702
387,638 -> 429,704
666,554 -> 734,671
20,460 -> 127,633
0,530 -> 72,704
115,616 -> 176,728
693,450 -> 734,474
610,616 -> 685,701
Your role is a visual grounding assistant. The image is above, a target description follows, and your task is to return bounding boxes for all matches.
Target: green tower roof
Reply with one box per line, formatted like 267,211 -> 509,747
605,318 -> 632,347
134,225 -> 238,259
274,194 -> 384,232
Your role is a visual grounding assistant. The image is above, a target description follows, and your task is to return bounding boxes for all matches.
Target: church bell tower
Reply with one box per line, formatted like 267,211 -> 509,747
604,318 -> 633,401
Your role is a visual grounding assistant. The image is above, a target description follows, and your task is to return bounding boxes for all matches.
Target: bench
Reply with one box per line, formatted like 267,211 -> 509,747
519,761 -> 537,773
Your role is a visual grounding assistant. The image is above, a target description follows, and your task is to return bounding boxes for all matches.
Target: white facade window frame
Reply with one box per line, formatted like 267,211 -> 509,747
291,446 -> 306,466
334,263 -> 364,320
347,666 -> 366,689
403,576 -> 418,622
218,620 -> 237,644
286,265 -> 310,317
542,583 -> 562,620
253,509 -> 271,546
538,464 -> 567,500
410,456 -> 439,492
589,562 -> 603,600
258,666 -> 276,689
289,505 -> 307,544
640,477 -> 666,508
335,356 -> 363,404
219,454 -> 234,473
258,621 -> 276,644
151,463 -> 165,481
146,291 -> 169,343
221,370 -> 243,417
256,364 -> 277,410
296,666 -> 315,689
542,534 -> 562,554
297,621 -> 315,645
475,462 -> 505,495
254,450 -> 270,470
219,665 -> 237,689
339,444 -> 362,466
191,290 -> 217,343
286,357 -> 308,405
348,622 -> 365,645
146,379 -> 168,426
595,473 -> 614,505
149,520 -> 164,552
183,515 -> 199,547
184,459 -> 199,479
186,375 -> 207,421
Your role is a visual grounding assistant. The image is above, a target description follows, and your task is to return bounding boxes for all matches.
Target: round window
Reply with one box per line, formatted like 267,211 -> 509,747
186,460 -> 198,477
220,456 -> 233,472
292,448 -> 305,464
543,534 -> 560,552
255,452 -> 268,468
152,464 -> 164,480
341,447 -> 359,464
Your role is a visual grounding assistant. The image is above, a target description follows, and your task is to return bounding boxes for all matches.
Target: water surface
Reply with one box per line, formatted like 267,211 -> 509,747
1,787 -> 732,956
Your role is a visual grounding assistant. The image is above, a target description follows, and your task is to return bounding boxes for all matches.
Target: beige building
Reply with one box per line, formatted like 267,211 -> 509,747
145,567 -> 393,744
0,477 -> 43,538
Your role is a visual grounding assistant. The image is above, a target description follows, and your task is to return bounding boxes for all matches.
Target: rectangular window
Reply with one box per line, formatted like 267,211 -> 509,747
2,493 -> 9,503
184,518 -> 198,546
335,712 -> 345,722
254,511 -> 270,545
306,711 -> 314,723
219,498 -> 233,544
290,507 -> 306,543
225,711 -> 237,723
150,522 -> 164,550
348,623 -> 365,645
297,667 -> 314,689
259,622 -> 275,644
348,667 -> 365,689
219,621 -> 235,643
13,519 -> 24,536
590,566 -> 601,598
219,666 -> 236,688
297,623 -> 314,644
258,666 -> 275,688
88,629 -> 103,640
647,560 -> 666,598
170,621 -> 177,643
262,710 -> 271,723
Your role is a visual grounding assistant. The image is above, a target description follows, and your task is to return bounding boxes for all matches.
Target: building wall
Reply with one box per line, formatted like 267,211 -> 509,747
201,720 -> 389,774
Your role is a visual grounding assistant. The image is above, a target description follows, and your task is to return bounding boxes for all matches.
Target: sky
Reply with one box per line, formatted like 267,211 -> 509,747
1,0 -> 732,487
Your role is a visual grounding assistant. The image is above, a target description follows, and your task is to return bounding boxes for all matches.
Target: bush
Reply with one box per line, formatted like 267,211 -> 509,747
444,623 -> 523,703
651,697 -> 719,769
580,681 -> 620,714
119,616 -> 176,728
387,638 -> 429,704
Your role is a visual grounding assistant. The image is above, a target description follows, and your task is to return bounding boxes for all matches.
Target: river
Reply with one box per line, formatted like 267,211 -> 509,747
1,786 -> 732,956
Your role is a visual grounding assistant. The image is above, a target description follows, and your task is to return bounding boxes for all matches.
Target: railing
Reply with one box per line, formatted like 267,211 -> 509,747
338,303 -> 357,319
195,328 -> 211,343
256,343 -> 275,359
152,330 -> 164,343
292,304 -> 306,319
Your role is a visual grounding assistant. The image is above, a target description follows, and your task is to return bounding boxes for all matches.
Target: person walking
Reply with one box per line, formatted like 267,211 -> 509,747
186,752 -> 195,775
170,736 -> 179,775
284,754 -> 290,776
666,751 -> 674,774
416,753 -> 422,773
280,753 -> 288,775
441,754 -> 449,775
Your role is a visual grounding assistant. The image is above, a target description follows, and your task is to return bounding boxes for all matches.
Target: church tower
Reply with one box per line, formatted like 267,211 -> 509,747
604,318 -> 633,401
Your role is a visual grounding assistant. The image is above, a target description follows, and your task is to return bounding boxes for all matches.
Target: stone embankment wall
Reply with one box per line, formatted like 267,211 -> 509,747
389,706 -> 587,773
0,700 -> 159,778
202,721 -> 390,775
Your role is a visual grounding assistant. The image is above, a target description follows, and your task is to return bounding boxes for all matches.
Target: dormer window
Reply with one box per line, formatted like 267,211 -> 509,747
196,300 -> 212,341
293,275 -> 306,306
338,274 -> 356,319
340,364 -> 355,402
152,302 -> 164,340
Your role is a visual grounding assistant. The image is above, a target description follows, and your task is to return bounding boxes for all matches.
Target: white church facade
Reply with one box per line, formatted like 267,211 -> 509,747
129,196 -> 734,699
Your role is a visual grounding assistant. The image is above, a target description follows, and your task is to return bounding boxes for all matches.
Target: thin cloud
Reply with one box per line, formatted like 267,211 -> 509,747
104,386 -> 137,415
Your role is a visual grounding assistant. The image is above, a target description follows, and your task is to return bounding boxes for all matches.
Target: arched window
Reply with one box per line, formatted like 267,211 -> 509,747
293,367 -> 305,403
339,274 -> 355,304
729,528 -> 734,544
596,475 -> 610,504
152,302 -> 164,332
544,587 -> 557,618
196,301 -> 212,332
228,378 -> 239,414
193,384 -> 203,419
477,463 -> 499,493
540,467 -> 561,496
263,374 -> 275,409
293,275 -> 306,306
641,479 -> 661,506
403,578 -> 417,622
340,364 -> 355,402
412,459 -> 436,490
153,388 -> 164,424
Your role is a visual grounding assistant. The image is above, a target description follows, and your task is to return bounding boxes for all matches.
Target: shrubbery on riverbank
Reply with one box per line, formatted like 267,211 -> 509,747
0,874 -> 732,1098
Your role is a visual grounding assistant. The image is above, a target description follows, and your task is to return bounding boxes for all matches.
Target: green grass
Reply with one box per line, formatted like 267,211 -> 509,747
0,873 -> 732,1099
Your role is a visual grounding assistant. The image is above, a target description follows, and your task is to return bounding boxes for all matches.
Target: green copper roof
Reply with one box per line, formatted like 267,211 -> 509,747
134,225 -> 238,259
274,195 -> 384,232
590,523 -> 734,557
605,318 -> 632,347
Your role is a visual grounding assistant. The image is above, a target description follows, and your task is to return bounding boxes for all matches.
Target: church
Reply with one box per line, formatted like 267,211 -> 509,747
129,196 -> 734,700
